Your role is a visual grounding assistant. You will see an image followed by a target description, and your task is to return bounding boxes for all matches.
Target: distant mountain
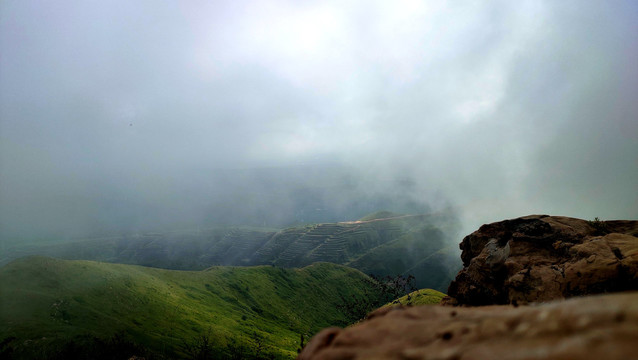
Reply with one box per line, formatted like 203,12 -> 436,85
2,211 -> 462,291
0,256 -> 385,359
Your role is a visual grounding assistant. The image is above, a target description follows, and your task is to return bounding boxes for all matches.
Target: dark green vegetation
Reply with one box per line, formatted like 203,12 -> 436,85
587,217 -> 610,235
0,256 -> 387,359
2,211 -> 461,292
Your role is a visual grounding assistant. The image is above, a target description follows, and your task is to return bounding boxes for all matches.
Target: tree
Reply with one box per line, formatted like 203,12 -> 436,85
183,329 -> 218,360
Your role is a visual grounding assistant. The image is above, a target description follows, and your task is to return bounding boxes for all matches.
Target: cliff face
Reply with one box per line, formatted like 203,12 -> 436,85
448,215 -> 638,306
298,215 -> 638,360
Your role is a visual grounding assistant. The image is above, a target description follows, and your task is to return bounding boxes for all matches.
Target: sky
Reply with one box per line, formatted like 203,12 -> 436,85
1,0 -> 637,243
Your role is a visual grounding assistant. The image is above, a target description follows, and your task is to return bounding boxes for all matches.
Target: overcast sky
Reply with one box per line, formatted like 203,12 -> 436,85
1,0 -> 637,242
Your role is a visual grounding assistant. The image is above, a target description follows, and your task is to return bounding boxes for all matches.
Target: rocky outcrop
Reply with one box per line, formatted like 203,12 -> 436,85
299,215 -> 638,359
298,291 -> 638,360
447,215 -> 638,306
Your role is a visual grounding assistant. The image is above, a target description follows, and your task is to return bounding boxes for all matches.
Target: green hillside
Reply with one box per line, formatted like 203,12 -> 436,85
2,211 -> 462,292
0,257 -> 385,359
357,211 -> 402,221
345,225 -> 456,289
403,248 -> 462,291
383,288 -> 447,307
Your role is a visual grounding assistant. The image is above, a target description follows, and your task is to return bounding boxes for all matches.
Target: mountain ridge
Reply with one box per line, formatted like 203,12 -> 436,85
2,211 -> 461,291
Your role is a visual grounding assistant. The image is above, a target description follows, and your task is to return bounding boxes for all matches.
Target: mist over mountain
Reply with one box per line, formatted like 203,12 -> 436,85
0,162 -> 446,242
3,3 -> 637,359
1,1 -> 637,245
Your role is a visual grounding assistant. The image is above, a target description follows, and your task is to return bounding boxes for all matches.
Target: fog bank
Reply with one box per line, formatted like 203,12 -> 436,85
1,1 -> 636,243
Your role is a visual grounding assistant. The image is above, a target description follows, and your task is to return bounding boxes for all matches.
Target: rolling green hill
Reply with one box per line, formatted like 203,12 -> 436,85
2,211 -> 462,292
383,288 -> 447,307
0,256 -> 386,359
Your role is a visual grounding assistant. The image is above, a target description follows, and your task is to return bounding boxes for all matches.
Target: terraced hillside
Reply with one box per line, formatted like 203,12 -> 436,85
2,211 -> 461,291
0,256 -> 386,359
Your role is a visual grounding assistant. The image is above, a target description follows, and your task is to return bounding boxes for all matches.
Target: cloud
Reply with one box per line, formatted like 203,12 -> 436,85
1,0 -> 636,241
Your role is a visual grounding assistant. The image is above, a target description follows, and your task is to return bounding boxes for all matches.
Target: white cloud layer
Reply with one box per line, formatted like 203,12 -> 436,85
1,0 -> 636,240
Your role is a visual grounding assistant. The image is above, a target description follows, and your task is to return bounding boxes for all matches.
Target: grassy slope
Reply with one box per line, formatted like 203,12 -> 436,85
1,211 -> 462,293
403,247 -> 461,292
345,226 -> 459,291
357,211 -> 402,221
261,214 -> 453,269
383,289 -> 447,307
0,256 -> 383,359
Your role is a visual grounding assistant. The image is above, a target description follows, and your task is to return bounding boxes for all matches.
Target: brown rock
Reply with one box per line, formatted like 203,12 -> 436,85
298,292 -> 638,360
447,215 -> 638,306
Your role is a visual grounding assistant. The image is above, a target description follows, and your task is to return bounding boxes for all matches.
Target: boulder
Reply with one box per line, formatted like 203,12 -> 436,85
447,215 -> 638,306
298,291 -> 638,360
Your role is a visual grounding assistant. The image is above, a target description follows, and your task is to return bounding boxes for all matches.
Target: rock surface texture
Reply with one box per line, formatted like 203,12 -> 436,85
298,292 -> 638,360
448,215 -> 638,306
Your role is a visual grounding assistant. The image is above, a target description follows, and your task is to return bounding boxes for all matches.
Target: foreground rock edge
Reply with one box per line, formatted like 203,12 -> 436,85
298,291 -> 638,360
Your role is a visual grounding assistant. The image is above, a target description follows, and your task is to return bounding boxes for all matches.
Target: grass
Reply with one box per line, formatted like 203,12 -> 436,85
0,256 -> 385,359
383,288 -> 447,307
1,211 -> 462,295
346,226 -> 460,291
357,211 -> 402,221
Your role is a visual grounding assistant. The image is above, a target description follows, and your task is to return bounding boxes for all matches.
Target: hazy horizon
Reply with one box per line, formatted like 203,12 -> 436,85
1,1 -> 637,244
